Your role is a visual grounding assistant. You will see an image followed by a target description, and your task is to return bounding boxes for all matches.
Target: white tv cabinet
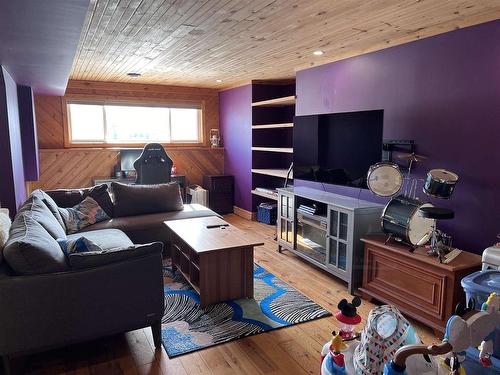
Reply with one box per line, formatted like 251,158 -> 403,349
277,186 -> 383,294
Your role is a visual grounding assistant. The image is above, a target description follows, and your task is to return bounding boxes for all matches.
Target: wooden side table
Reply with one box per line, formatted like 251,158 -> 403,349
359,235 -> 482,335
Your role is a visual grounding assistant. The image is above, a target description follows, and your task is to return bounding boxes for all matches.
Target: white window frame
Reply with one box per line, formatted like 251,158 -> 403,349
65,100 -> 203,146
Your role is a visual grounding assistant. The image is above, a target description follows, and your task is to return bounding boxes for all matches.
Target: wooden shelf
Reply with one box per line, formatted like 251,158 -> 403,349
251,189 -> 278,200
251,96 -> 296,107
252,147 -> 293,153
252,123 -> 294,129
251,169 -> 292,179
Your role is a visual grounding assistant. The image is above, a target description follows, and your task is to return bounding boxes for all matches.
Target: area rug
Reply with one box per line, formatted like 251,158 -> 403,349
161,263 -> 331,357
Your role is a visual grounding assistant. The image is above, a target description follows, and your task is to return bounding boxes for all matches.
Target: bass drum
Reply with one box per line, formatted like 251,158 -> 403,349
381,195 -> 435,246
367,162 -> 403,197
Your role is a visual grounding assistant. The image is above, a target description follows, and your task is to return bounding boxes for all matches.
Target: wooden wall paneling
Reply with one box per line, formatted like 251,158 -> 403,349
29,148 -> 224,192
34,95 -> 65,148
31,80 -> 223,192
69,0 -> 500,88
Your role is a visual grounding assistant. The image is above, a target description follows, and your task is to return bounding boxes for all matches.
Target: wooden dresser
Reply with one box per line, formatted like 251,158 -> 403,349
359,236 -> 482,335
202,175 -> 234,214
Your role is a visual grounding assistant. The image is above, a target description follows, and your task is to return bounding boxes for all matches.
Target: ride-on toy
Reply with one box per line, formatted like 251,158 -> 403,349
320,293 -> 500,375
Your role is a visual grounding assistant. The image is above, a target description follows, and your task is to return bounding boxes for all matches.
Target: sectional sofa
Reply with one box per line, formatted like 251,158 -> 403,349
0,184 -> 218,372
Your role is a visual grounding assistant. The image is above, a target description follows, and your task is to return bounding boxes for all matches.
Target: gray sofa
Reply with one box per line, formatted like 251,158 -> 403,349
0,185 -> 218,373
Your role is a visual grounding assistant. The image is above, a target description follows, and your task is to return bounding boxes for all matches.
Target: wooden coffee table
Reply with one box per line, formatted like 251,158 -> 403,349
165,216 -> 264,306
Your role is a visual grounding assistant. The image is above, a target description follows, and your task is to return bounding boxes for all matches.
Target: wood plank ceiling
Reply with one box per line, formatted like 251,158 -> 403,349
71,0 -> 500,88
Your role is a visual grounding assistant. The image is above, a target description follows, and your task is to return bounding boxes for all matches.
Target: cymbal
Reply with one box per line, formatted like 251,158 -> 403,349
398,152 -> 427,162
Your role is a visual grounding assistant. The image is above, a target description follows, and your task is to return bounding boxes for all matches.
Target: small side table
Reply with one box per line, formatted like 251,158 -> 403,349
202,175 -> 234,214
359,235 -> 482,335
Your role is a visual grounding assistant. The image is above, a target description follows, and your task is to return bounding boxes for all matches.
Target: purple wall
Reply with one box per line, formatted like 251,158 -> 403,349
0,67 -> 27,215
18,86 -> 40,181
296,20 -> 500,253
219,85 -> 253,211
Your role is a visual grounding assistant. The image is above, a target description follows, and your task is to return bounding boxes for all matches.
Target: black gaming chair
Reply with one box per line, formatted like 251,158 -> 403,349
133,143 -> 173,185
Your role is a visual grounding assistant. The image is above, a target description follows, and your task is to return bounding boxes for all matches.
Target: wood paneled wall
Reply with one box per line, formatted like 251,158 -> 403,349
31,80 -> 223,191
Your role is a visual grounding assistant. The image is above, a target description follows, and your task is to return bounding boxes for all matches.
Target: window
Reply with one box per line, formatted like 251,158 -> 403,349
67,102 -> 202,144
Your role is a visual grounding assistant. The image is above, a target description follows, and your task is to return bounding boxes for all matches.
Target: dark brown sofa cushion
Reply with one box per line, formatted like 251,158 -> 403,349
67,229 -> 133,250
3,214 -> 69,275
68,242 -> 163,269
18,195 -> 67,240
46,184 -> 114,218
31,189 -> 66,230
111,182 -> 183,218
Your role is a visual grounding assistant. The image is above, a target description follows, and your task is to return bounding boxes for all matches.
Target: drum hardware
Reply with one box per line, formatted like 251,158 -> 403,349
397,152 -> 428,176
402,177 -> 424,200
418,206 -> 455,263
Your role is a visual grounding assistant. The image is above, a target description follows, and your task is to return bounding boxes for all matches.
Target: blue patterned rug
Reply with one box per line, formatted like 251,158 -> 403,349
161,263 -> 331,357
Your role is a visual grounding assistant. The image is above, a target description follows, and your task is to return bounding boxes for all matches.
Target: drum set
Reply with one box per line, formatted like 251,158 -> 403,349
367,153 -> 459,261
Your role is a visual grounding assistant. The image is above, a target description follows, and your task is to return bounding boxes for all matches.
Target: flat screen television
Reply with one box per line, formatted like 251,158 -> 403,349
293,109 -> 384,189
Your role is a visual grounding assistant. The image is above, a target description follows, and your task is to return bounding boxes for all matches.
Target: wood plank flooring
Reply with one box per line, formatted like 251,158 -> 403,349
11,214 -> 438,375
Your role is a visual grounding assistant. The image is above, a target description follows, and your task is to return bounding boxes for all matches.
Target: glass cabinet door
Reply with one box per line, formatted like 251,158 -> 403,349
328,238 -> 337,267
339,212 -> 348,240
281,195 -> 288,219
327,208 -> 351,273
280,195 -> 293,220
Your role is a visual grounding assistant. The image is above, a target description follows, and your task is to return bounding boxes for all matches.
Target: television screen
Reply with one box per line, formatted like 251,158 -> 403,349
293,109 -> 383,189
120,149 -> 142,171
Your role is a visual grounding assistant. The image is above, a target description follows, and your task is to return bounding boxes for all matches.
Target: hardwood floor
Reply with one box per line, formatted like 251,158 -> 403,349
11,214 -> 439,375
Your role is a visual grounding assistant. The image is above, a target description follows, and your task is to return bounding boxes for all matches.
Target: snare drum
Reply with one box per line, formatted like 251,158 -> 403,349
381,195 -> 435,246
367,162 -> 404,197
423,169 -> 459,199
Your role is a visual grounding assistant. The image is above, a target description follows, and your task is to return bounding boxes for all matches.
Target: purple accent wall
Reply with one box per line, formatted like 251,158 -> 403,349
296,20 -> 500,253
219,85 -> 253,211
18,86 -> 40,181
0,67 -> 27,215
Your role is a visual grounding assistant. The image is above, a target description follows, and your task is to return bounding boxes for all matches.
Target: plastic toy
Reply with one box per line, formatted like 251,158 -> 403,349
320,294 -> 500,375
335,297 -> 362,340
384,292 -> 500,375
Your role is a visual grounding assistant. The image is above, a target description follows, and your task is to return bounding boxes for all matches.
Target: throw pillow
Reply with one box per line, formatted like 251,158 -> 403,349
47,184 -> 114,217
59,196 -> 110,234
57,237 -> 103,256
111,182 -> 184,217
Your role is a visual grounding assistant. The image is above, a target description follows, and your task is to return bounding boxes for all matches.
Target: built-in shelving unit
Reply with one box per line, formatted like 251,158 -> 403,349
251,95 -> 296,107
251,80 -> 295,218
251,147 -> 293,153
252,122 -> 293,129
251,168 -> 292,179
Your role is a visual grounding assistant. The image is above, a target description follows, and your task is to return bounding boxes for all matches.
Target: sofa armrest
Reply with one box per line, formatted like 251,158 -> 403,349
68,242 -> 163,269
0,243 -> 164,356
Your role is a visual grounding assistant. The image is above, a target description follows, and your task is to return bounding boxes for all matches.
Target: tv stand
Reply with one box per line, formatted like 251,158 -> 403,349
277,186 -> 383,294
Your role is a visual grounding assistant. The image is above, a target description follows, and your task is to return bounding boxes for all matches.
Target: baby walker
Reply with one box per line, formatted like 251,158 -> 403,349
320,293 -> 500,375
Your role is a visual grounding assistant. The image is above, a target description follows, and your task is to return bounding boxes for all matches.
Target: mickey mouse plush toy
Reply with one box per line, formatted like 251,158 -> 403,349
335,297 -> 362,340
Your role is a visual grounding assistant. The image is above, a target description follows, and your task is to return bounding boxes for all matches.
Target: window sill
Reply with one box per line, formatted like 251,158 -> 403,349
42,146 -> 223,152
